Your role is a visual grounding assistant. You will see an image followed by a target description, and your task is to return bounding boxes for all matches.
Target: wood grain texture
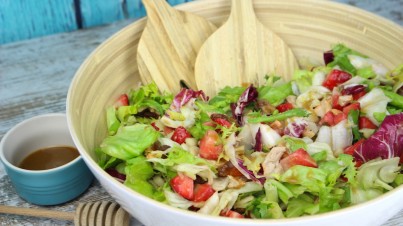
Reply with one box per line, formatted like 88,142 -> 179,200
195,0 -> 298,97
0,0 -> 77,44
137,0 -> 217,93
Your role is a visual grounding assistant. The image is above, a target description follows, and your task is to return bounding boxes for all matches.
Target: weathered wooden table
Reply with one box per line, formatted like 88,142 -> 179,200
1,1 -> 402,225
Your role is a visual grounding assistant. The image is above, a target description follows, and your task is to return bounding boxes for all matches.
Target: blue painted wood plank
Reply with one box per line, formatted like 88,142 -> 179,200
0,0 -> 77,45
125,0 -> 146,19
125,0 -> 194,19
79,0 -> 125,28
167,0 -> 192,6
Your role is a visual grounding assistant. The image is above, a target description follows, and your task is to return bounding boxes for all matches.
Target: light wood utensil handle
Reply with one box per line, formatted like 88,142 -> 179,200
0,201 -> 131,226
0,205 -> 75,221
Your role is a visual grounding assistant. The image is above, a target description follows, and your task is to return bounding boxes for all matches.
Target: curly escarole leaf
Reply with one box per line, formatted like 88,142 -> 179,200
100,124 -> 160,160
356,157 -> 400,191
354,113 -> 403,162
350,157 -> 401,204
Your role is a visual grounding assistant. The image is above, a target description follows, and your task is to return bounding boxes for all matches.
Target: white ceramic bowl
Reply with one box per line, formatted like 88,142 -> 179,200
66,0 -> 403,225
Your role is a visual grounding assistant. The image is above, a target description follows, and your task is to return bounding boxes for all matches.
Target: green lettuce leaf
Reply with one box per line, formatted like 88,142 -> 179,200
106,107 -> 121,135
209,86 -> 245,113
148,147 -> 215,176
258,82 -> 294,106
126,156 -> 154,180
327,43 -> 365,74
124,156 -> 157,199
246,195 -> 284,219
100,124 -> 160,160
381,89 -> 403,109
285,194 -> 319,217
283,136 -> 308,152
247,108 -> 309,124
292,70 -> 313,94
280,165 -> 327,193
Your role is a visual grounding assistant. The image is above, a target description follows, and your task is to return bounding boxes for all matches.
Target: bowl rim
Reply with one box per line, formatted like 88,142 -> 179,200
66,0 -> 403,224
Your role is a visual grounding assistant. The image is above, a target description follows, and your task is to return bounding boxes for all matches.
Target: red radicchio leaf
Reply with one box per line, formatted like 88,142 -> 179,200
341,84 -> 366,96
284,121 -> 307,138
324,50 -> 334,65
254,128 -> 263,152
236,158 -> 266,184
171,88 -> 207,111
232,85 -> 258,126
106,168 -> 126,182
354,113 -> 403,162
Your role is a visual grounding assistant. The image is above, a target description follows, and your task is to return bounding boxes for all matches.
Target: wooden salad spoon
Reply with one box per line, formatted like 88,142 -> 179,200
195,0 -> 299,97
0,201 -> 130,226
137,0 -> 217,93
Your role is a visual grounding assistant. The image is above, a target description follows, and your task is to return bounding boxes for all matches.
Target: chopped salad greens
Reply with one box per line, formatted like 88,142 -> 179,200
96,44 -> 403,219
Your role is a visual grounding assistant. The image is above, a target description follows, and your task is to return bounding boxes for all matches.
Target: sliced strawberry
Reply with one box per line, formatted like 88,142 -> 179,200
171,126 -> 192,144
114,94 -> 129,107
193,184 -> 215,202
170,174 -> 194,200
221,210 -> 244,218
199,130 -> 223,160
322,69 -> 352,90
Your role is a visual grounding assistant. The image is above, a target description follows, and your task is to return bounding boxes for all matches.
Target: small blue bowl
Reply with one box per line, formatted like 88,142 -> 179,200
0,113 -> 94,205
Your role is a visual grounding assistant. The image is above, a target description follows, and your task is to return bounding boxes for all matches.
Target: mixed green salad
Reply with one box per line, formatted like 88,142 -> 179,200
96,44 -> 403,219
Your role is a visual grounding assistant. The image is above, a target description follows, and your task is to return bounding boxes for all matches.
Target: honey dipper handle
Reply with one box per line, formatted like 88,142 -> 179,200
0,205 -> 75,221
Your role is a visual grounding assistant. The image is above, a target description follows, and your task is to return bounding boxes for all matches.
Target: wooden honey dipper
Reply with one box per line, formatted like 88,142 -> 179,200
0,201 -> 131,226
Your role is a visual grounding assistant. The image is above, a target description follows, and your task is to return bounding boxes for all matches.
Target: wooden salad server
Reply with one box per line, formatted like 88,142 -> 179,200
194,0 -> 299,97
137,0 -> 217,93
0,201 -> 130,226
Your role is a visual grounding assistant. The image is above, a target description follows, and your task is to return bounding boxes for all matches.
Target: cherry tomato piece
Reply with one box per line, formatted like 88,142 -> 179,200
276,102 -> 294,113
342,102 -> 360,115
358,117 -> 377,129
280,148 -> 317,171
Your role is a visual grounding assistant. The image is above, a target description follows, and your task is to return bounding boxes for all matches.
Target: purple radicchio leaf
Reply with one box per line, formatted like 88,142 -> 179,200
171,88 -> 207,111
354,113 -> 403,162
232,85 -> 258,126
341,84 -> 366,96
236,158 -> 266,184
284,121 -> 307,138
254,128 -> 263,152
324,50 -> 334,65
105,168 -> 126,183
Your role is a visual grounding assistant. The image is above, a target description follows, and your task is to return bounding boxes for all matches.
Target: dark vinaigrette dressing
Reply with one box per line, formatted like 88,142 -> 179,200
19,146 -> 80,170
